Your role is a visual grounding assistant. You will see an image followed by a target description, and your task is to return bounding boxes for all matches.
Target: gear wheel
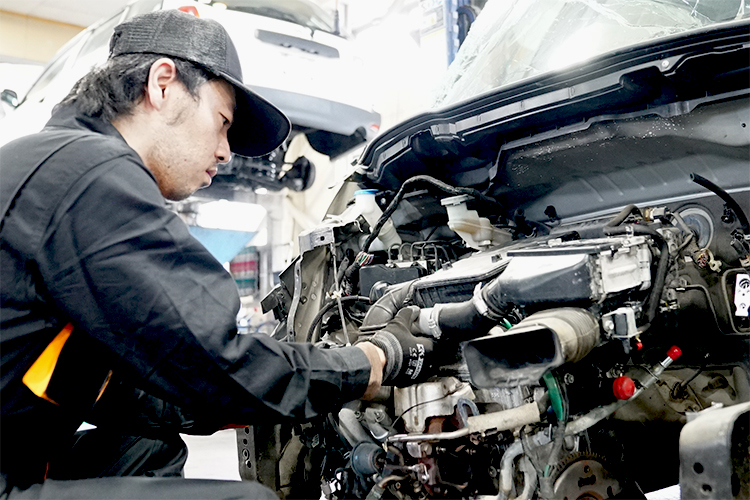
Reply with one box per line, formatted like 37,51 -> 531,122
550,452 -> 623,500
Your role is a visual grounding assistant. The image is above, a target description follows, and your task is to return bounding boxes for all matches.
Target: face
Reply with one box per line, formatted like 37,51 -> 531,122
147,79 -> 235,201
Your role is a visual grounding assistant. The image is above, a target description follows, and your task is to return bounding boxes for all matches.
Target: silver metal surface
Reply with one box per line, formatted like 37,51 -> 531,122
679,402 -> 750,500
285,258 -> 303,341
298,226 -> 335,253
394,377 -> 474,433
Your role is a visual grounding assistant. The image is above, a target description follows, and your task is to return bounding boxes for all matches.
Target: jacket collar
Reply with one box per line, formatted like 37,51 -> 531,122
45,104 -> 126,141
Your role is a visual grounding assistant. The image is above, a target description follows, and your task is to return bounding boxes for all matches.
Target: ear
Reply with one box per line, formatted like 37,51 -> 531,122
144,58 -> 180,111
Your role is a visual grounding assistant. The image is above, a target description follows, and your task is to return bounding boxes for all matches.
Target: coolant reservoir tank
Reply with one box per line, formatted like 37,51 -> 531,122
441,195 -> 511,250
354,189 -> 402,252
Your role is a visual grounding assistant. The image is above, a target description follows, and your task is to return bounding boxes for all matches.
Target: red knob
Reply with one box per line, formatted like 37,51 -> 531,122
667,345 -> 682,361
613,376 -> 636,400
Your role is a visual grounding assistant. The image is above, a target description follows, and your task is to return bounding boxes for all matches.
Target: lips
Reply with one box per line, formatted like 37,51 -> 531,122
203,167 -> 218,187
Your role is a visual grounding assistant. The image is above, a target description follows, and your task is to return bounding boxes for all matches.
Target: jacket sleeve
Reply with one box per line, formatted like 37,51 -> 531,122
35,156 -> 371,422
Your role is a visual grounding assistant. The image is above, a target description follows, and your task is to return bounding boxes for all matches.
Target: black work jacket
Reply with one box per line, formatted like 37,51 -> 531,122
0,105 -> 370,488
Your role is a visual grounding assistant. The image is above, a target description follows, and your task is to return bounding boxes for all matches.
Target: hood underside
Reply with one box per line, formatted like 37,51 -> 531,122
354,21 -> 750,223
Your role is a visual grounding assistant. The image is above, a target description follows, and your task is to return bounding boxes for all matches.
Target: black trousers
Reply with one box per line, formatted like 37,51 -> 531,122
1,476 -> 278,499
47,428 -> 188,479
2,379 -> 279,499
3,429 -> 278,499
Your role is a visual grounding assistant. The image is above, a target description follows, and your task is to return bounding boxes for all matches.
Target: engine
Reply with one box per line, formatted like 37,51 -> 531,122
248,174 -> 750,500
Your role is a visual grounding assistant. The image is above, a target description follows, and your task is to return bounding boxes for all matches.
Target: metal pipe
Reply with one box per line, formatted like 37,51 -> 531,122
387,427 -> 470,443
516,456 -> 538,500
387,402 -> 541,443
497,440 -> 524,500
565,346 -> 682,436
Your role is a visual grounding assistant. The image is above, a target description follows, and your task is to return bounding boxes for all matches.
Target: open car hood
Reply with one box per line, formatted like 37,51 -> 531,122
354,20 -> 749,223
253,7 -> 750,499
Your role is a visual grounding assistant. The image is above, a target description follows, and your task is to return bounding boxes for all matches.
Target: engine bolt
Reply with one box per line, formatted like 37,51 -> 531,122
564,373 -> 575,384
488,466 -> 498,478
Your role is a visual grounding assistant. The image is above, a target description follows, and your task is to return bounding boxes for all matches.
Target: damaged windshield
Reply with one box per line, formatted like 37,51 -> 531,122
434,0 -> 749,106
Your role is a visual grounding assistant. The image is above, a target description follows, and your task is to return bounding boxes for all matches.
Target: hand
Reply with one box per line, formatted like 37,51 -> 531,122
367,306 -> 434,386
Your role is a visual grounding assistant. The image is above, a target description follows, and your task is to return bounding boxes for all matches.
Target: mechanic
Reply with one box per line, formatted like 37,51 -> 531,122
0,10 -> 433,499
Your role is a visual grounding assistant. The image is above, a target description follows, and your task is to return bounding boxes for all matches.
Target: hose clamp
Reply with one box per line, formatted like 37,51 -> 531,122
418,306 -> 443,340
472,283 -> 498,319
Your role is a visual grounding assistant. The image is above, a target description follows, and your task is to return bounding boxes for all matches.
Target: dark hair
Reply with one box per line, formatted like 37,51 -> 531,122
59,53 -> 215,121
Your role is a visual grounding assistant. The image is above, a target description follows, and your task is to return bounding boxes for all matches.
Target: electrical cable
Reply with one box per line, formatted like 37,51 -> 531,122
306,296 -> 371,343
691,173 -> 749,234
606,204 -> 643,227
362,175 -> 504,253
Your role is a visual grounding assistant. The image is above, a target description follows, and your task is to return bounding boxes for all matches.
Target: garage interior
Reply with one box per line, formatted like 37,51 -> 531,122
0,0 -> 490,484
1,3 -> 745,499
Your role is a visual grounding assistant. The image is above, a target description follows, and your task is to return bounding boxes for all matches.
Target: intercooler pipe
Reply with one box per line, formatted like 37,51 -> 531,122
361,282 -> 414,328
463,309 -> 600,388
417,296 -> 498,340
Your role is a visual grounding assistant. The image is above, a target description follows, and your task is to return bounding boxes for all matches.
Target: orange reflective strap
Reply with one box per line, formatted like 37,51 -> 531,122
96,370 -> 113,402
22,323 -> 74,405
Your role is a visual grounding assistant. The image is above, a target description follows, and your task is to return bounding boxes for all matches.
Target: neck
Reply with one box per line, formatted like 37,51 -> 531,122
111,113 -> 155,170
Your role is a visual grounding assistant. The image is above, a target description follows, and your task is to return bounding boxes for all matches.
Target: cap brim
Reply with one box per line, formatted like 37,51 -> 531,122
222,72 -> 291,157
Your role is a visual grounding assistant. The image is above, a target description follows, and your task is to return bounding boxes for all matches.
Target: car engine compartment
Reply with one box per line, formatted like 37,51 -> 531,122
242,23 -> 750,500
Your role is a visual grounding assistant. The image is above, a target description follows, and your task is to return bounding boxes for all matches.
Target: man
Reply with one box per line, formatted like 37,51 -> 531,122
0,10 -> 433,499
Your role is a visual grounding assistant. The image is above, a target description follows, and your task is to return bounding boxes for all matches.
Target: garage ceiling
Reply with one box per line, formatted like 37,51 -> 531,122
0,0 -> 344,28
0,0 -> 130,27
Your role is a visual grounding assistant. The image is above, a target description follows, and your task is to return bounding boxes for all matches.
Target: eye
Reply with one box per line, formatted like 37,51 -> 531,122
220,114 -> 232,128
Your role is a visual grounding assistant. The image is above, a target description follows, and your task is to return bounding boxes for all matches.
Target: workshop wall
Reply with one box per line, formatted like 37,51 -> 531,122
0,10 -> 82,63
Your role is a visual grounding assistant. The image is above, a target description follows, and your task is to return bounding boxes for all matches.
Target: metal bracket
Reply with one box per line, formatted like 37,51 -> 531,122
286,258 -> 303,342
299,226 -> 335,253
679,402 -> 750,499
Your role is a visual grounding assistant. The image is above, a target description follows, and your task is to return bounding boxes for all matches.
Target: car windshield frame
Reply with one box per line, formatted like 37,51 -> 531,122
434,0 -> 749,107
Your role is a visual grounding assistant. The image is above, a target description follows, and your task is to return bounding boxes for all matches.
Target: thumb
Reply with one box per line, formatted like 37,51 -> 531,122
394,305 -> 420,324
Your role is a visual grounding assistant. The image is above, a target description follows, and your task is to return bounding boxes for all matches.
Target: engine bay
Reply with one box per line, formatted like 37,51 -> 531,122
248,171 -> 749,498
242,23 -> 750,500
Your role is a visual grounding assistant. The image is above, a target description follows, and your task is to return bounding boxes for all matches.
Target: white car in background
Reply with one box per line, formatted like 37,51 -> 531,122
0,0 -> 381,192
0,61 -> 43,120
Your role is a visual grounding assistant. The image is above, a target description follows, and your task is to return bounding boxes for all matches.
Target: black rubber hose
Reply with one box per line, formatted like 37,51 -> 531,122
606,204 -> 643,227
361,282 -> 413,328
691,173 -> 750,234
604,224 -> 670,324
363,175 -> 503,253
434,300 -> 496,339
306,296 -> 370,343
480,276 -> 509,319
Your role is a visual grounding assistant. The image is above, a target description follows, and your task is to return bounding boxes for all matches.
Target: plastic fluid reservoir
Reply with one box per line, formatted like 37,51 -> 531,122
354,189 -> 402,252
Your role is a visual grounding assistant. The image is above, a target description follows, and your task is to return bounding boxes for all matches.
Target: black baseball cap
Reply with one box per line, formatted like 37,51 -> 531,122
109,9 -> 291,157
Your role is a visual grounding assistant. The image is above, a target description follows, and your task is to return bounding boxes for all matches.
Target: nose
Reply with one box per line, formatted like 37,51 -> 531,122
216,134 -> 231,164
